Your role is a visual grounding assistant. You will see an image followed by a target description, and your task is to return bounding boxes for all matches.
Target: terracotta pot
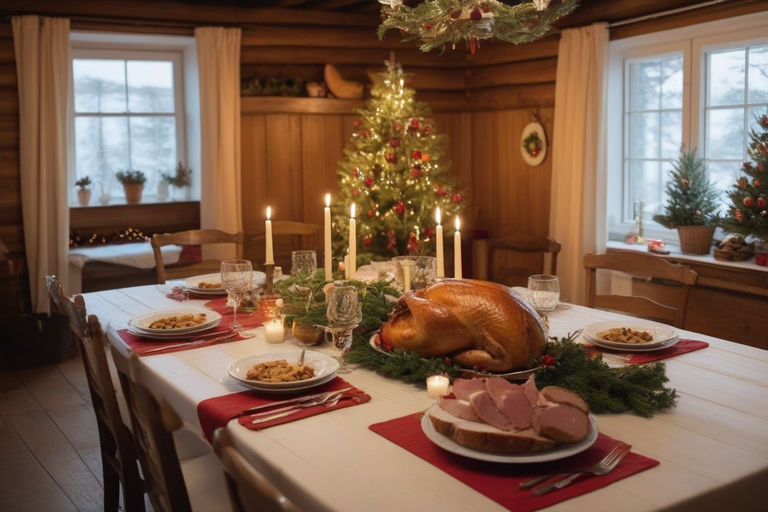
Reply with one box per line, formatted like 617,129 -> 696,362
77,189 -> 91,206
676,225 -> 716,255
123,184 -> 144,204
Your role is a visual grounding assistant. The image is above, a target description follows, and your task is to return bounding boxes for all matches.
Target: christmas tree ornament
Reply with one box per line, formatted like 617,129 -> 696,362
365,176 -> 374,187
452,192 -> 463,203
410,167 -> 422,178
436,184 -> 447,196
744,196 -> 755,208
410,119 -> 420,130
421,153 -> 431,162
738,177 -> 748,188
423,126 -> 431,135
385,152 -> 397,163
364,236 -> 372,246
754,179 -> 762,187
390,138 -> 400,147
353,167 -> 360,177
412,150 -> 422,160
395,201 -> 406,216
353,120 -> 361,129
757,197 -> 766,209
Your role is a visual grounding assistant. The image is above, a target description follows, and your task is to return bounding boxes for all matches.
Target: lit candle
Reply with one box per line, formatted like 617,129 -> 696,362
426,375 -> 450,398
435,207 -> 444,278
401,260 -> 413,292
265,206 -> 274,265
324,194 -> 332,281
348,204 -> 356,280
454,216 -> 462,278
264,319 -> 284,343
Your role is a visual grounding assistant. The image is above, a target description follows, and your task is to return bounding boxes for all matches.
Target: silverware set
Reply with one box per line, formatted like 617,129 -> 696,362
520,442 -> 631,496
250,388 -> 354,424
142,330 -> 238,354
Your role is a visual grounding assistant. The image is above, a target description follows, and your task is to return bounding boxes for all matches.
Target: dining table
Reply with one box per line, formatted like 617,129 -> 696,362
83,282 -> 768,512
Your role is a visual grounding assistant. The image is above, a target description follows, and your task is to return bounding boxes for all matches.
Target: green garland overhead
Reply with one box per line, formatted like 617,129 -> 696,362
378,0 -> 579,54
276,274 -> 677,417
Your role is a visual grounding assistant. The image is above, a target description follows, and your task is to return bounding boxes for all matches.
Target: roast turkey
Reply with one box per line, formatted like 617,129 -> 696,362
379,279 -> 546,372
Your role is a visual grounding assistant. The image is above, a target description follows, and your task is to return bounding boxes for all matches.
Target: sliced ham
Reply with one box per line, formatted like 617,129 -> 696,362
531,403 -> 590,443
468,390 -> 515,431
540,386 -> 589,413
452,378 -> 487,401
496,389 -> 533,430
438,396 -> 480,422
522,375 -> 540,407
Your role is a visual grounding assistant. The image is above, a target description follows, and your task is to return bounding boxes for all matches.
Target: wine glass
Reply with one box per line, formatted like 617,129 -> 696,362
220,259 -> 253,332
326,283 -> 362,373
527,274 -> 560,313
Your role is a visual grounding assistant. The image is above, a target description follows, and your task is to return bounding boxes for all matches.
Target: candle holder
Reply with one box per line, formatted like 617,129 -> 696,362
260,294 -> 285,343
264,263 -> 275,294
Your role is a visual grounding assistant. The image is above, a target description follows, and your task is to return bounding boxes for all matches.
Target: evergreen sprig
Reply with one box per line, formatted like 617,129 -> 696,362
653,148 -> 720,228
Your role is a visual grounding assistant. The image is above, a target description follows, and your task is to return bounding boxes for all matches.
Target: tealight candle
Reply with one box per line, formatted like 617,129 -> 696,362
264,319 -> 284,343
426,375 -> 450,398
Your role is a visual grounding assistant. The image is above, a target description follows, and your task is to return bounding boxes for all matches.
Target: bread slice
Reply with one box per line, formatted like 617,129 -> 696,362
428,406 -> 556,455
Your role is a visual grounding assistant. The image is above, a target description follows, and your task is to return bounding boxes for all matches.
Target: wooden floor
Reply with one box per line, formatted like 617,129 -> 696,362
0,351 -> 106,512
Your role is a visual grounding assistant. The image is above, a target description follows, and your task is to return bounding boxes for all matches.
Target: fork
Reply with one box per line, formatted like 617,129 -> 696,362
250,390 -> 349,424
142,332 -> 237,354
530,443 -> 631,496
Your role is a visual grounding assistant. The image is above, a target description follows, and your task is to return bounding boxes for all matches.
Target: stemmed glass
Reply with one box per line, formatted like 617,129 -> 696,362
220,259 -> 253,332
325,283 -> 362,373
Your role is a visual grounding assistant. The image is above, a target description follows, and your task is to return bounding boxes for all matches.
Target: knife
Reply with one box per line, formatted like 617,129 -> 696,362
236,387 -> 353,416
143,331 -> 238,354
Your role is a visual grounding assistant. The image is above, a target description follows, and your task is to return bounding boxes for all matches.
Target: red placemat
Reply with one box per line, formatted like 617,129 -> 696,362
370,413 -> 658,512
588,338 -> 709,364
197,377 -> 370,442
116,324 -> 243,356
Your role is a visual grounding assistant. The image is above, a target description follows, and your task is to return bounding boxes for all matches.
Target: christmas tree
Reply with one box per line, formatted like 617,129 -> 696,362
653,148 -> 719,229
334,59 -> 464,262
721,114 -> 768,240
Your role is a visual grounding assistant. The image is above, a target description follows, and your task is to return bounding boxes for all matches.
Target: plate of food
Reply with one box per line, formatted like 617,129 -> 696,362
420,378 -> 598,463
227,349 -> 339,392
582,321 -> 678,351
185,272 -> 267,295
128,309 -> 221,337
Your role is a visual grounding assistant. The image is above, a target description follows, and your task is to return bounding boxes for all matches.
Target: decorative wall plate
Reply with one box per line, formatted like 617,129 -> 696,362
521,122 -> 547,166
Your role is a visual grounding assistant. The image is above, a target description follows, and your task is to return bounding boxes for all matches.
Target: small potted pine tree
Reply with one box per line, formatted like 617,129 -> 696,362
115,170 -> 147,204
75,176 -> 92,206
653,148 -> 720,254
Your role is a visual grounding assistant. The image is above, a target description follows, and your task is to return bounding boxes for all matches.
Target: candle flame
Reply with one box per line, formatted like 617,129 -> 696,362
455,216 -> 461,231
351,203 -> 356,218
325,193 -> 331,207
435,207 -> 441,225
266,206 -> 271,220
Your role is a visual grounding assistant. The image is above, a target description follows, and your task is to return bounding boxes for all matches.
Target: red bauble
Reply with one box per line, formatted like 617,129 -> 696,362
436,185 -> 447,196
470,7 -> 482,20
759,163 -> 765,172
423,22 -> 431,29
757,197 -> 766,209
365,176 -> 374,187
738,177 -> 748,188
353,120 -> 361,128
452,193 -> 463,203
734,208 -> 744,221
363,236 -> 372,246
755,179 -> 762,187
412,150 -> 422,160
367,209 -> 375,217
387,230 -> 395,237
352,189 -> 360,197
387,241 -> 395,250
409,232 -> 417,240
423,227 -> 433,238
410,167 -> 422,178
450,10 -> 461,19
395,201 -> 405,215
352,167 -> 360,177
361,129 -> 370,138
744,196 -> 755,208
385,152 -> 397,163
410,119 -> 420,130
423,126 -> 431,135
390,138 -> 400,147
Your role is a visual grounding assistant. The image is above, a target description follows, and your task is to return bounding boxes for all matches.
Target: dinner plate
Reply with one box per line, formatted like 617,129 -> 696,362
185,272 -> 267,294
421,403 -> 598,463
227,349 -> 339,392
590,335 -> 680,353
582,321 -> 678,349
128,308 -> 221,336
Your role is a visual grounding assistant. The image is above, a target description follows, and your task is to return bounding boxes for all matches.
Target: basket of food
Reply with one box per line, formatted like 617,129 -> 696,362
713,236 -> 754,262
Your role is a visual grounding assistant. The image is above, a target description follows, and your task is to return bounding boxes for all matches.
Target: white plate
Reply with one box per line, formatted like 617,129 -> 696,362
590,335 -> 680,353
228,349 -> 339,392
582,321 -> 677,349
185,272 -> 267,294
129,308 -> 221,335
421,403 -> 598,463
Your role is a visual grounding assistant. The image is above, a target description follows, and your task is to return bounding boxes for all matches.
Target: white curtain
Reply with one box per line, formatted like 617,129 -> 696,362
549,23 -> 609,305
13,16 -> 72,313
195,27 -> 242,261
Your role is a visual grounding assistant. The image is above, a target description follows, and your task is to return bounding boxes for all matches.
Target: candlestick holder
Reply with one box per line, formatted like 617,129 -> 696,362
264,263 -> 275,294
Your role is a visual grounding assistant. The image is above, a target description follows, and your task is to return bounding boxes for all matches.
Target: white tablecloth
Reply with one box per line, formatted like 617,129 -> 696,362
83,285 -> 768,511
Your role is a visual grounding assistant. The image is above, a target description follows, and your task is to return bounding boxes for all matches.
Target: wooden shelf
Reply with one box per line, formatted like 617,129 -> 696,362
241,96 -> 364,114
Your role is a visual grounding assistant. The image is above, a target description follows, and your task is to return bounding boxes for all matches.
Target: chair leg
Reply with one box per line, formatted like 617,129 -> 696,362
102,454 -> 121,512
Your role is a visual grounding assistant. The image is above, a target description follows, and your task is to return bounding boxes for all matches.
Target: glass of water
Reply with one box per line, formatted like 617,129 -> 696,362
527,274 -> 560,313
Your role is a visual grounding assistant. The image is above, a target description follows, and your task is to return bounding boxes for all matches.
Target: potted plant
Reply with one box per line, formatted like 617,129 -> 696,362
166,161 -> 193,201
157,171 -> 172,201
74,176 -> 92,206
653,148 -> 720,254
115,169 -> 147,204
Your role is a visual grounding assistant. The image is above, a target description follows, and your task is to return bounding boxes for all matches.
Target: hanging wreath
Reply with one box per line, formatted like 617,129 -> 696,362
521,121 -> 547,166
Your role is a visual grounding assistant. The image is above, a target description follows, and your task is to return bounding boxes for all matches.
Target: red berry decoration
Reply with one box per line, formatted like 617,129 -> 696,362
352,120 -> 361,128
385,152 -> 397,163
365,176 -> 374,187
540,355 -> 556,368
744,196 -> 755,207
423,22 -> 431,29
410,167 -> 422,178
367,209 -> 375,217
755,179 -> 762,187
452,192 -> 463,203
410,119 -> 420,130
412,150 -> 422,160
757,197 -> 766,209
352,167 -> 360,177
436,185 -> 447,196
390,138 -> 400,148
363,235 -> 372,246
361,129 -> 370,138
738,177 -> 748,188
424,226 -> 433,238
395,201 -> 405,216
470,7 -> 482,20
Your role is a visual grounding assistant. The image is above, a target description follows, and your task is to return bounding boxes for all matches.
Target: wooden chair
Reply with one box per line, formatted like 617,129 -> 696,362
246,221 -> 320,271
151,229 -> 245,284
583,252 -> 698,328
44,275 -> 146,512
473,235 -> 562,287
213,428 -> 301,512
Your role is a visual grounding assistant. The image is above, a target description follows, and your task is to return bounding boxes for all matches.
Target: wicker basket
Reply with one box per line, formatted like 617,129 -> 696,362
677,225 -> 716,254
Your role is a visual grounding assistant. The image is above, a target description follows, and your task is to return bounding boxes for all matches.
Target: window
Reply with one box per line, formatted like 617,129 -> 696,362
606,12 -> 768,245
70,33 -> 198,206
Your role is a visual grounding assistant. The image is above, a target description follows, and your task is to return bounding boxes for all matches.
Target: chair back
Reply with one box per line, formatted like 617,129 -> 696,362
246,221 -> 320,271
473,235 -> 561,287
44,275 -> 145,512
109,338 -> 192,512
583,252 -> 697,328
151,229 -> 245,283
213,428 -> 301,512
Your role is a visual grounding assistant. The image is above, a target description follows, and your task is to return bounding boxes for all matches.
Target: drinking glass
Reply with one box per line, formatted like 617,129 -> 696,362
527,274 -> 560,313
291,250 -> 317,277
391,256 -> 437,291
221,259 -> 253,332
326,283 -> 362,373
